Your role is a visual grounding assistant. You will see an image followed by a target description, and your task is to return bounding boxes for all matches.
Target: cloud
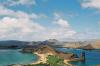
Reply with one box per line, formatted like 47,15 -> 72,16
52,18 -> 76,40
0,0 -> 36,6
1,17 -> 45,32
16,0 -> 36,5
54,19 -> 69,28
72,30 -> 100,40
0,17 -> 46,41
0,6 -> 38,19
81,0 -> 100,9
0,5 -> 48,41
0,4 -> 76,41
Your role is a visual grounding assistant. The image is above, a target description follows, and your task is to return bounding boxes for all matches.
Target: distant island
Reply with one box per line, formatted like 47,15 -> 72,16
0,40 -> 30,49
0,39 -> 100,50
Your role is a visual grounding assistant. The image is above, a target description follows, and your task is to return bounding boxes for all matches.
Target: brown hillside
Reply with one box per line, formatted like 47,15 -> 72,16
82,44 -> 94,50
35,45 -> 77,60
91,40 -> 100,49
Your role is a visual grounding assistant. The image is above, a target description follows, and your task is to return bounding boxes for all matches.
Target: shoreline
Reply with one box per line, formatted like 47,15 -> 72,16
32,52 -> 73,66
32,52 -> 53,64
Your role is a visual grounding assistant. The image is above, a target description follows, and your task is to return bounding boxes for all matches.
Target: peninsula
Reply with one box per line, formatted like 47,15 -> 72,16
10,45 -> 85,66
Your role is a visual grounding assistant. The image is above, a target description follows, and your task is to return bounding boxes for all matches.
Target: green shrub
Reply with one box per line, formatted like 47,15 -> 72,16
47,55 -> 65,66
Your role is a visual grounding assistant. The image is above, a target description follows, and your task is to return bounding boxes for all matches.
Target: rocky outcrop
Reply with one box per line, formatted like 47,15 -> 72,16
21,48 -> 34,53
91,40 -> 100,49
82,44 -> 94,50
20,45 -> 39,53
35,45 -> 57,54
55,51 -> 77,60
34,45 -> 84,62
81,40 -> 100,49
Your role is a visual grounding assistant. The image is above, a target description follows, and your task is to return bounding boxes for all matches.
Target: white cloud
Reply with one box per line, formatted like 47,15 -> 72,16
0,17 -> 45,33
1,0 -> 36,6
28,12 -> 77,41
0,5 -> 48,41
17,0 -> 36,5
52,18 -> 76,40
0,5 -> 47,20
0,5 -> 76,41
72,30 -> 100,40
0,17 -> 46,41
54,19 -> 69,28
54,12 -> 61,19
81,0 -> 100,9
0,17 -> 76,41
0,6 -> 38,19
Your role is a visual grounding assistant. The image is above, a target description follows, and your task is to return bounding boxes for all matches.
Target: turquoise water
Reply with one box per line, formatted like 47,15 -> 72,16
56,48 -> 100,66
0,49 -> 37,66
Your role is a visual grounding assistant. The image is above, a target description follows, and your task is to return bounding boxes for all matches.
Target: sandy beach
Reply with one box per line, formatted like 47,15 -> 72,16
32,52 -> 53,64
32,52 -> 73,66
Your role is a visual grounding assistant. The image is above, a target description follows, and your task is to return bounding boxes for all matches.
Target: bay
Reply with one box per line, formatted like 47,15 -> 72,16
56,48 -> 100,66
0,49 -> 37,66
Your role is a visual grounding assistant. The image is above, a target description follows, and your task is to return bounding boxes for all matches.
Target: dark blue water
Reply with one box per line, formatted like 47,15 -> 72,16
56,48 -> 100,66
0,49 -> 37,66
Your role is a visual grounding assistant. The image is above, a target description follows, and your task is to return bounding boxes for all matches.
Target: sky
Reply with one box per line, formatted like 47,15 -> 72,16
0,0 -> 100,41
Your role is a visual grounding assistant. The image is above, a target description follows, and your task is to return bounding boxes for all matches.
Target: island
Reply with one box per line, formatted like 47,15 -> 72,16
9,45 -> 85,66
